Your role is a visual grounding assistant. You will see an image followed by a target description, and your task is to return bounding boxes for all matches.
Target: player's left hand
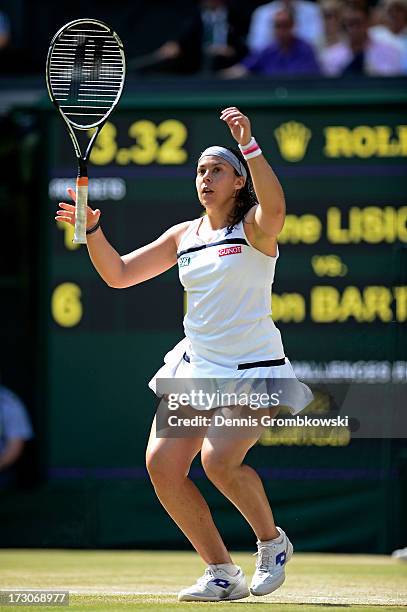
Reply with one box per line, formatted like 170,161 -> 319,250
220,107 -> 252,146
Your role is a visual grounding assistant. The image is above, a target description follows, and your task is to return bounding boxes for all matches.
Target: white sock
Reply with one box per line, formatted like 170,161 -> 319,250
258,531 -> 284,545
210,563 -> 239,576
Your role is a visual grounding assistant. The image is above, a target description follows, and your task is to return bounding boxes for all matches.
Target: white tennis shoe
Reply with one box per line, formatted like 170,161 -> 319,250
178,565 -> 250,602
250,527 -> 293,596
392,546 -> 407,560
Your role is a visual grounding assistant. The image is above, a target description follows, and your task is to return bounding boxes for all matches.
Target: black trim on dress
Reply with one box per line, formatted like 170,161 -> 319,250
182,352 -> 286,369
177,238 -> 248,259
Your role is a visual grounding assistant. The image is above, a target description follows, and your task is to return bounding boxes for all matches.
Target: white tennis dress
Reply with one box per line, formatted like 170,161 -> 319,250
149,216 -> 312,414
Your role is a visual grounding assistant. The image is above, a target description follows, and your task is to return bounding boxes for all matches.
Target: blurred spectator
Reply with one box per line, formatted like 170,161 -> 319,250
130,0 -> 248,75
0,8 -> 36,74
0,384 -> 33,489
317,0 -> 345,51
0,10 -> 10,50
222,8 -> 321,76
247,0 -> 323,51
320,3 -> 403,74
370,0 -> 407,60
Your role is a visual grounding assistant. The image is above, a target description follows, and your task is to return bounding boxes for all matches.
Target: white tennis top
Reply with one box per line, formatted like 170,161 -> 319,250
177,216 -> 285,367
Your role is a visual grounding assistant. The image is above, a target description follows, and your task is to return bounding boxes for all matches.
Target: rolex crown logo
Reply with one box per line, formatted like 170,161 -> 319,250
274,121 -> 312,162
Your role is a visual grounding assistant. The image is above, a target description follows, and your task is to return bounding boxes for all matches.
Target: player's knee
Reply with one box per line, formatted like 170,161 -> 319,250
146,448 -> 169,484
146,448 -> 183,487
201,450 -> 231,484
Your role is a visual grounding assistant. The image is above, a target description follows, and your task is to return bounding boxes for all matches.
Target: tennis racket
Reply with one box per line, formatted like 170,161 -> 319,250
46,18 -> 126,244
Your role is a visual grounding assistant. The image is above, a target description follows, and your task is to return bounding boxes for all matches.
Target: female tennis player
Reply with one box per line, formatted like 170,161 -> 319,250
56,107 -> 312,602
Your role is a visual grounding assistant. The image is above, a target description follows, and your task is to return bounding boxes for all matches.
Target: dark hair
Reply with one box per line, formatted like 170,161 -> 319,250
224,146 -> 258,232
343,0 -> 370,16
274,7 -> 295,25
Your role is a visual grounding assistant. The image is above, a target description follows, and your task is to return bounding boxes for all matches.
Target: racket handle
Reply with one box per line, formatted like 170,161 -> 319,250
73,176 -> 88,244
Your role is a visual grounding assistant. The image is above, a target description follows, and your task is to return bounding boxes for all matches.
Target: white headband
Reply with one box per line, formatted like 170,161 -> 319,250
198,146 -> 247,180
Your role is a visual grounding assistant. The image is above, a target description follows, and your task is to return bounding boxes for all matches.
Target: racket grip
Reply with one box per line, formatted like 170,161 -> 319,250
73,177 -> 88,244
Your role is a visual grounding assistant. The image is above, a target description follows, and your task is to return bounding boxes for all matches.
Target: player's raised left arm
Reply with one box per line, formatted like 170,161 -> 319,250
220,107 -> 285,237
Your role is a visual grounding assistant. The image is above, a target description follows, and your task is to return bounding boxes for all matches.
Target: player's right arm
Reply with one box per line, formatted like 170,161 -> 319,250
56,187 -> 188,289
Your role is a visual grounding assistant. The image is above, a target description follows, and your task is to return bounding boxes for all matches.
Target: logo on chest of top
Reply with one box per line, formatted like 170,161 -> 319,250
218,245 -> 242,257
178,256 -> 190,267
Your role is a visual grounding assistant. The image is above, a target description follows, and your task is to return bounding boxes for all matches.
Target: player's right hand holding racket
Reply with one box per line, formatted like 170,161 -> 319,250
55,187 -> 101,233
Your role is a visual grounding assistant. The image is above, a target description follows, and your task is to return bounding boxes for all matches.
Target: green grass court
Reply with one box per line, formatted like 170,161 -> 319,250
1,550 -> 407,611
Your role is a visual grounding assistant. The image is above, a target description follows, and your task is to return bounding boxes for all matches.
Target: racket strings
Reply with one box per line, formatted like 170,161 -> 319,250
48,21 -> 124,128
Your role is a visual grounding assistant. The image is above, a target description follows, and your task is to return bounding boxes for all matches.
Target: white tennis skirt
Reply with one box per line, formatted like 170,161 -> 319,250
148,337 -> 313,415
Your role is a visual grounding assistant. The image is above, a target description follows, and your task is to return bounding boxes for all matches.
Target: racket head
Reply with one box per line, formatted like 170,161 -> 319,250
46,18 -> 125,131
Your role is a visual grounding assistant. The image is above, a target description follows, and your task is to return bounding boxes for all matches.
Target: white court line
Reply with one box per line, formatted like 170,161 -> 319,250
3,588 -> 406,604
67,590 -> 407,604
70,590 -> 177,596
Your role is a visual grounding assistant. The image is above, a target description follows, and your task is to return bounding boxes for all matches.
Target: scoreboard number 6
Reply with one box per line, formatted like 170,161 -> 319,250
52,283 -> 83,327
90,119 -> 188,166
